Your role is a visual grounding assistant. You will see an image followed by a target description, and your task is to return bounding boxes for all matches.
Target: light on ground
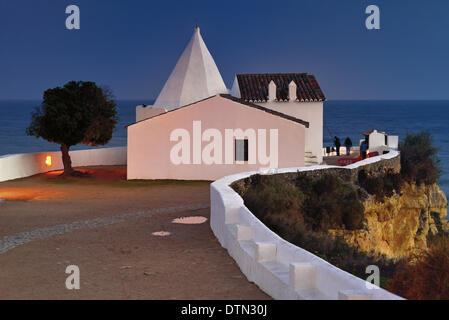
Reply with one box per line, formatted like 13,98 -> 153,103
152,231 -> 171,237
172,216 -> 208,225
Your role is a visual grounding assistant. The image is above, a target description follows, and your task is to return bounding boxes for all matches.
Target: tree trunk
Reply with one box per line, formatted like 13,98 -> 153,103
60,144 -> 73,176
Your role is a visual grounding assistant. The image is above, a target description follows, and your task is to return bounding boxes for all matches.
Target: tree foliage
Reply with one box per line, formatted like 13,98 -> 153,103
399,131 -> 440,185
26,81 -> 117,175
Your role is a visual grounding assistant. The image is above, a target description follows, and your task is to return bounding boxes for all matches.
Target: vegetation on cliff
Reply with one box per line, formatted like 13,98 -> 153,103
232,131 -> 448,298
239,173 -> 366,233
357,168 -> 402,201
233,173 -> 398,282
386,234 -> 449,299
356,131 -> 441,202
400,131 -> 441,186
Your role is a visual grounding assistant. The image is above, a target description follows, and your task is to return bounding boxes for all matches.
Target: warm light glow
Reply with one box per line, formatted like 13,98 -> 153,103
45,156 -> 52,167
0,188 -> 64,200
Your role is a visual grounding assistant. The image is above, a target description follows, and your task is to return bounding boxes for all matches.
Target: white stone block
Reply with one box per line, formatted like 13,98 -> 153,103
289,263 -> 316,290
225,207 -> 240,224
338,290 -> 372,300
255,242 -> 277,262
387,135 -> 399,149
236,225 -> 253,241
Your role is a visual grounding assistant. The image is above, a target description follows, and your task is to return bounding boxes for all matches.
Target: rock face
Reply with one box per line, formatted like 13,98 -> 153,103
330,183 -> 448,260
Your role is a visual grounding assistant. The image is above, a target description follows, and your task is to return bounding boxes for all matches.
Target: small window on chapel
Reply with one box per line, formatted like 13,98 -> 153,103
235,139 -> 249,161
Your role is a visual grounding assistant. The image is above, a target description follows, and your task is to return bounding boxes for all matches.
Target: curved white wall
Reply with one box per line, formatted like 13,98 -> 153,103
210,150 -> 404,300
0,147 -> 126,182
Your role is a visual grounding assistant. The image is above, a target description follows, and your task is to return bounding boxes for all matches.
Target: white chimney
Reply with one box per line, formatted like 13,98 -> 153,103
268,80 -> 277,101
289,81 -> 297,102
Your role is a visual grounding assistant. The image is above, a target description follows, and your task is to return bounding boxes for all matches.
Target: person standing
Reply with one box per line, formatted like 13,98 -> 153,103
334,136 -> 341,156
360,139 -> 368,159
344,137 -> 353,156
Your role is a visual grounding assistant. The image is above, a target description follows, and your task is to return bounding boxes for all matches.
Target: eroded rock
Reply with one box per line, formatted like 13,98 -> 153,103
329,183 -> 448,260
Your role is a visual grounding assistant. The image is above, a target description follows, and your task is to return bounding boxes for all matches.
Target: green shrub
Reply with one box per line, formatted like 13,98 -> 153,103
400,131 -> 440,185
358,131 -> 440,197
242,174 -> 304,219
296,174 -> 365,231
240,173 -> 365,233
357,169 -> 403,201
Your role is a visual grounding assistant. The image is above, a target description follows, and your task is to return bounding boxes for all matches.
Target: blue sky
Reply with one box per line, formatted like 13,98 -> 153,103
0,0 -> 448,100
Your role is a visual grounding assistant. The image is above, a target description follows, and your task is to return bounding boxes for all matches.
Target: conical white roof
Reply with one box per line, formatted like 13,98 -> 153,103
153,27 -> 228,111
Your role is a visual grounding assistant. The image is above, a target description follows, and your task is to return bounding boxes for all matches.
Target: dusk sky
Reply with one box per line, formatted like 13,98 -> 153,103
0,0 -> 448,100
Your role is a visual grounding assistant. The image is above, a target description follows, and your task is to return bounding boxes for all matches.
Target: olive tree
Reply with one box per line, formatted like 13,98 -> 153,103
27,81 -> 117,175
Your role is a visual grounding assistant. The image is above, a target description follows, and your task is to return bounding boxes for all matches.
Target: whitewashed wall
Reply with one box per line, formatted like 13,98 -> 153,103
0,147 -> 126,182
210,150 -> 404,300
368,130 -> 387,152
260,101 -> 324,164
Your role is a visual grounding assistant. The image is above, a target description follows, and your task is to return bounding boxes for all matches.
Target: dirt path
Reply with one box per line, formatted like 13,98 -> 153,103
0,167 -> 269,300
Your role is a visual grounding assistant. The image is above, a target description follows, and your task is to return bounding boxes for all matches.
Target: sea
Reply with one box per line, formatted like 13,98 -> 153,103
0,100 -> 448,197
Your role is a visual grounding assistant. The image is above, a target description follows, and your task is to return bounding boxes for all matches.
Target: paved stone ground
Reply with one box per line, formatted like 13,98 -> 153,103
0,203 -> 209,255
0,167 -> 270,299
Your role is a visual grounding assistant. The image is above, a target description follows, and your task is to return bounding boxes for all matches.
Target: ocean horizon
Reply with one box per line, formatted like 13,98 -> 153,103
1,99 -> 448,197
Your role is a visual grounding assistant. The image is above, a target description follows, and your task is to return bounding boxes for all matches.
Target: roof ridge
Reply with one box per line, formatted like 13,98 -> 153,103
126,94 -> 309,128
219,94 -> 309,128
176,33 -> 196,106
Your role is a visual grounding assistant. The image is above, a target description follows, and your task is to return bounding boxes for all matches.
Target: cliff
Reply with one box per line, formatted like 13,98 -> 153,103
330,183 -> 448,260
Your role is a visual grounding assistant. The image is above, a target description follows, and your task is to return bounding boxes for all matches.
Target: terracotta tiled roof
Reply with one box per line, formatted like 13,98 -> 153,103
236,73 -> 326,102
363,129 -> 387,136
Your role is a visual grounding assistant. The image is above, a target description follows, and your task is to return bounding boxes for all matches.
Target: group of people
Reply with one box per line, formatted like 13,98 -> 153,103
333,136 -> 353,156
333,136 -> 369,159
